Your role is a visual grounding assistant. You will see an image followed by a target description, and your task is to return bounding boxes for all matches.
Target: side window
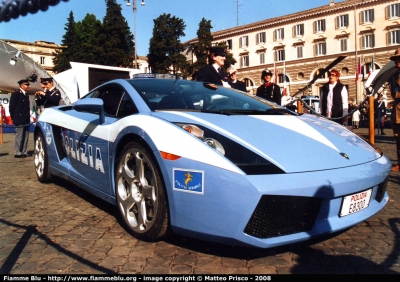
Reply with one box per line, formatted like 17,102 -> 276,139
117,93 -> 138,117
313,19 -> 326,33
239,36 -> 249,48
81,90 -> 99,99
360,9 -> 374,24
293,24 -> 304,37
96,85 -> 123,116
93,84 -> 137,117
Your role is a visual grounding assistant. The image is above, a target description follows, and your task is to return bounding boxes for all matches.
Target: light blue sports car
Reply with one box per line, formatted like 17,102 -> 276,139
33,74 -> 390,248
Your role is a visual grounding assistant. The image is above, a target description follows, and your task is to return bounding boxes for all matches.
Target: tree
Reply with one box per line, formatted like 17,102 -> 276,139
189,19 -> 236,78
215,41 -> 237,69
75,14 -> 102,64
53,1 -> 136,70
96,0 -> 134,67
147,13 -> 189,75
53,11 -> 79,73
192,18 -> 213,74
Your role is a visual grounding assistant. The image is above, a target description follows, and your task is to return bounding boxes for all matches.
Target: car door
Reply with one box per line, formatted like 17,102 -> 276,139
65,84 -> 136,195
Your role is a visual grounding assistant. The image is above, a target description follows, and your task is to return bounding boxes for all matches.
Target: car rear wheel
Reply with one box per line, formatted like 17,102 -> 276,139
115,142 -> 168,241
34,131 -> 52,183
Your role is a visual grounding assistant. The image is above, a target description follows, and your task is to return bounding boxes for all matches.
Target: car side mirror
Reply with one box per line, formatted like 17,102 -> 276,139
73,98 -> 105,124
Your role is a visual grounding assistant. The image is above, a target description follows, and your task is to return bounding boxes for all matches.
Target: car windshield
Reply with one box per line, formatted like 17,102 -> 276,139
128,79 -> 294,115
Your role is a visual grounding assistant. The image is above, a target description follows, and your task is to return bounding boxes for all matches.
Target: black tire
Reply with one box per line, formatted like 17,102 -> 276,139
115,142 -> 169,241
34,131 -> 52,183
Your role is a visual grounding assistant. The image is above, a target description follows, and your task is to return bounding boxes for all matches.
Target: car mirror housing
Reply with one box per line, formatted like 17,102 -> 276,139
73,98 -> 105,124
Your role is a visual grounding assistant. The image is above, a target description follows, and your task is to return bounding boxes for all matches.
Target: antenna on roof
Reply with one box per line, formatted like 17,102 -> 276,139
237,0 -> 244,26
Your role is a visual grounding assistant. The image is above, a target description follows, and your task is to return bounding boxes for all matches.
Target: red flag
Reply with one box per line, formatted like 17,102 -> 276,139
361,65 -> 364,81
367,55 -> 374,78
355,57 -> 361,84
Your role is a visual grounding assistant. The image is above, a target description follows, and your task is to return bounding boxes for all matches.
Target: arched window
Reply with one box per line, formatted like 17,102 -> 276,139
313,68 -> 329,80
243,78 -> 254,88
278,74 -> 290,84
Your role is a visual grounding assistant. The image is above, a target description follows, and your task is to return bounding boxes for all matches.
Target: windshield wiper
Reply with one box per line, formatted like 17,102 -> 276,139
200,109 -> 295,115
265,108 -> 296,115
200,109 -> 259,115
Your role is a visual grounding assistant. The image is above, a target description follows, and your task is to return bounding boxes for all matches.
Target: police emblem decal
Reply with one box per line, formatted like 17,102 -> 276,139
173,169 -> 204,194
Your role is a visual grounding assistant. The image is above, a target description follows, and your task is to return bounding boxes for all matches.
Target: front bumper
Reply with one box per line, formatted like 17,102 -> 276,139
159,153 -> 391,248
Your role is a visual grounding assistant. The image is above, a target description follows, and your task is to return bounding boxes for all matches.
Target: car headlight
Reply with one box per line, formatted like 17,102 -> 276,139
178,124 -> 226,155
181,124 -> 204,138
175,123 -> 284,175
204,138 -> 225,155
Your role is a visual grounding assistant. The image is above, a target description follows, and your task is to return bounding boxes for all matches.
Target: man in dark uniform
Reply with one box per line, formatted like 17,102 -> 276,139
35,77 -> 61,110
197,47 -> 230,87
375,94 -> 386,135
227,67 -> 247,92
388,48 -> 400,171
9,79 -> 31,158
256,69 -> 281,105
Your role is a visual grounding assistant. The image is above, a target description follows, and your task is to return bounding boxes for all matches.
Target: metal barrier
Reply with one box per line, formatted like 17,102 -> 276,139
0,121 -> 36,145
287,95 -> 378,144
1,97 -> 381,145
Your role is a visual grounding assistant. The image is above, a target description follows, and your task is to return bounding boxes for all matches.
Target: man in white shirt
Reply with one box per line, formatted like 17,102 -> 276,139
197,47 -> 230,88
319,69 -> 348,124
227,67 -> 246,92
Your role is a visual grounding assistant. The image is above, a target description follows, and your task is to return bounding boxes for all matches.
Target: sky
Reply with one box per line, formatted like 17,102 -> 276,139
0,0 -> 346,56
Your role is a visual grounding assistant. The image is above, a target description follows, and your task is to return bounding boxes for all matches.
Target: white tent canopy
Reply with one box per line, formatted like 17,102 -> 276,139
0,40 -> 58,91
54,62 -> 141,103
1,39 -> 141,105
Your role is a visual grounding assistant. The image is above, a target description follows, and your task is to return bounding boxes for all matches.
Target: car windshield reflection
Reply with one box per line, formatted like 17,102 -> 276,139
128,79 -> 293,115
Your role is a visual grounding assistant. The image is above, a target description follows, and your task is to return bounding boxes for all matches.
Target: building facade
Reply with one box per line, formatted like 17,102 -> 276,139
185,0 -> 400,105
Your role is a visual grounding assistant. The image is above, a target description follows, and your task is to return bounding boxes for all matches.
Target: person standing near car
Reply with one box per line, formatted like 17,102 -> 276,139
281,91 -> 293,108
387,48 -> 400,171
9,79 -> 31,158
352,105 -> 360,129
197,47 -> 230,88
375,94 -> 386,135
227,67 -> 247,92
35,77 -> 61,110
319,69 -> 348,124
256,69 -> 281,105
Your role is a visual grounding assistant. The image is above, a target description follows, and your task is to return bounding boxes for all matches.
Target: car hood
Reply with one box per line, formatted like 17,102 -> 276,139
151,111 -> 383,173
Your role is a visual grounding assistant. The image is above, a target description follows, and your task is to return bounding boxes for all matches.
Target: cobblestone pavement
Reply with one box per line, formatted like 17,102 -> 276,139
0,127 -> 399,274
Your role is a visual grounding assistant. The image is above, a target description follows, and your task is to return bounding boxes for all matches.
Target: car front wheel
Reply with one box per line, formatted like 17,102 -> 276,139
34,131 -> 52,183
115,142 -> 168,241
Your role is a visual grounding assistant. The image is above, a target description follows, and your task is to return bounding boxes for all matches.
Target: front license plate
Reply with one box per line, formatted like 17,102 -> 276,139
340,189 -> 372,217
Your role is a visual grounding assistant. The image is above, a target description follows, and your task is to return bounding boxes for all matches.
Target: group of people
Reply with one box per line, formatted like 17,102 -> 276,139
194,46 -> 352,116
7,46 -> 400,171
196,47 -> 283,105
9,77 -> 61,158
196,46 -> 400,171
196,47 -> 247,92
